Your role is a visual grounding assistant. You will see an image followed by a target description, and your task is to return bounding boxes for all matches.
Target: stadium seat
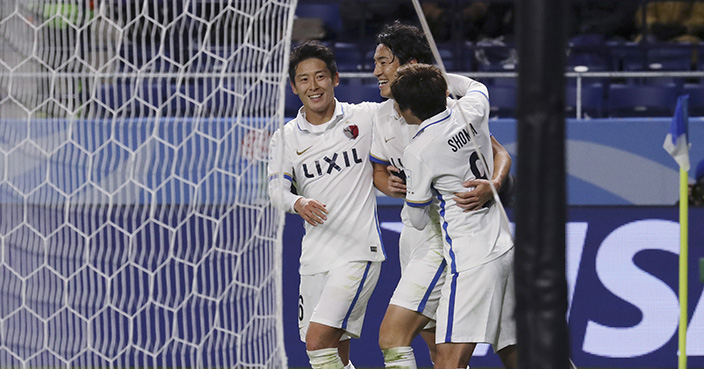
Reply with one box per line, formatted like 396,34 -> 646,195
645,46 -> 693,71
608,41 -> 643,71
474,40 -> 517,72
607,83 -> 678,117
335,83 -> 383,104
487,84 -> 516,118
683,84 -> 704,117
295,3 -> 343,37
566,83 -> 605,118
96,81 -> 169,113
334,42 -> 364,71
567,34 -> 612,71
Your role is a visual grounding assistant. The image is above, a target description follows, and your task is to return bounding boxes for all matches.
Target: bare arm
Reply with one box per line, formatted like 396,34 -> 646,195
453,136 -> 512,211
373,162 -> 406,198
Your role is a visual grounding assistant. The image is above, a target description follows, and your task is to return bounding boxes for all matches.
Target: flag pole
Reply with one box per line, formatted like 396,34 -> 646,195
663,94 -> 690,369
679,166 -> 688,369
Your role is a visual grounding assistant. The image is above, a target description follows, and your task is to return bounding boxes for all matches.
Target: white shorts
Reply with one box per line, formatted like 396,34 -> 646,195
390,223 -> 445,322
298,261 -> 381,341
436,248 -> 516,352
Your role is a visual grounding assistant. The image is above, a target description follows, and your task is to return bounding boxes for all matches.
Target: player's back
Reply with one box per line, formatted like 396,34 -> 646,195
405,110 -> 512,272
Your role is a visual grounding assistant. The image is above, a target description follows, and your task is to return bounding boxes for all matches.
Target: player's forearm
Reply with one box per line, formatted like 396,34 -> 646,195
373,162 -> 405,198
490,136 -> 511,190
373,165 -> 394,197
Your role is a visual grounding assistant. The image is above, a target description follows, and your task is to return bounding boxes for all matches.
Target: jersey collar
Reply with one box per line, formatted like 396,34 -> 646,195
412,108 -> 451,139
295,99 -> 346,133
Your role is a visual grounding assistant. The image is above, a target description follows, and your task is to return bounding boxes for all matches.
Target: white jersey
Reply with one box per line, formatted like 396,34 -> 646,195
268,100 -> 386,275
370,75 -> 486,231
404,94 -> 513,274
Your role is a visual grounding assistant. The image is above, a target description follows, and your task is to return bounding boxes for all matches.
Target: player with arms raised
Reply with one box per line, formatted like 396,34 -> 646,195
392,63 -> 517,369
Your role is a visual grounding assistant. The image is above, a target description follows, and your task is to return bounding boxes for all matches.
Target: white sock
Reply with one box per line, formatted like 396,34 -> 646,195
343,361 -> 356,369
307,348 -> 344,369
382,346 -> 417,369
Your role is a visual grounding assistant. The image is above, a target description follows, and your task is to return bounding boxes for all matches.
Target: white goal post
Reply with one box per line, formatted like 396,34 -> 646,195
0,0 -> 294,367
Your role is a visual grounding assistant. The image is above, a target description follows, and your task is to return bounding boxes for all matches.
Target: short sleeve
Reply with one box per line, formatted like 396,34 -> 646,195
370,113 -> 391,166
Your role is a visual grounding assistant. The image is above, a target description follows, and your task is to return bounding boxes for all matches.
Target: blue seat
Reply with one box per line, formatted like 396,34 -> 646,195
335,83 -> 383,104
295,3 -> 343,36
607,84 -> 678,117
683,84 -> 704,117
487,85 -> 516,118
334,42 -> 363,71
566,83 -> 605,118
646,46 -> 693,71
567,34 -> 612,71
474,41 -> 517,72
96,80 -> 169,114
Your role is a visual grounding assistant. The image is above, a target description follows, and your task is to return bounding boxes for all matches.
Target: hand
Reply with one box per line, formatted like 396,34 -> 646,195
294,197 -> 328,226
387,165 -> 407,198
453,178 -> 498,211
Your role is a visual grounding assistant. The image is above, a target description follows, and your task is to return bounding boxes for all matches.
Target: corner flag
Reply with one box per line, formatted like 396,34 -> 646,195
663,95 -> 690,170
665,94 -> 691,369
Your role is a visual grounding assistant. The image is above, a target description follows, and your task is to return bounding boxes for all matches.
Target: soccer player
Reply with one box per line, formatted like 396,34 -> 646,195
267,41 -> 385,369
370,22 -> 512,368
391,63 -> 517,369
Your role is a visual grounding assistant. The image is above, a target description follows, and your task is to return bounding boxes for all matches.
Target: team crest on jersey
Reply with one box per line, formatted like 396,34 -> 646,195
343,124 -> 359,139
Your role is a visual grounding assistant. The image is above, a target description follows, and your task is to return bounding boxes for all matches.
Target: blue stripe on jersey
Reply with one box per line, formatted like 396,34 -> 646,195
469,89 -> 489,102
341,261 -> 372,330
267,172 -> 293,182
445,272 -> 459,342
370,154 -> 390,166
412,113 -> 451,139
417,259 -> 446,313
374,211 -> 387,259
405,199 -> 433,207
437,194 -> 458,274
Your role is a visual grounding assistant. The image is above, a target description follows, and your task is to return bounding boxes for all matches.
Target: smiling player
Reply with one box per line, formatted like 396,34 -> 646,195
267,41 -> 386,369
370,22 -> 512,368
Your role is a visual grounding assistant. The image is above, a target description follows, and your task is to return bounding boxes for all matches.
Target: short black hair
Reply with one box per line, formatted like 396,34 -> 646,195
288,41 -> 338,82
391,63 -> 446,121
376,21 -> 433,65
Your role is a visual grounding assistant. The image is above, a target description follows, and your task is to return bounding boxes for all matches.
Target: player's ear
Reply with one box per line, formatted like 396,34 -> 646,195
290,81 -> 298,95
333,72 -> 340,87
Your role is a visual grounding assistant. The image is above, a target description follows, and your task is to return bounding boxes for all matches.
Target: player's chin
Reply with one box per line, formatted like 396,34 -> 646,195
379,85 -> 391,98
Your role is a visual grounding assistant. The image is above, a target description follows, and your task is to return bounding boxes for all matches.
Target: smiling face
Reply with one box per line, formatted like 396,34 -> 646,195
373,44 -> 403,99
291,57 -> 339,125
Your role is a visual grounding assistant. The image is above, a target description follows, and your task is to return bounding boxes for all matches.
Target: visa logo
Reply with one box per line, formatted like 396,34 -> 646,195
381,218 -> 704,360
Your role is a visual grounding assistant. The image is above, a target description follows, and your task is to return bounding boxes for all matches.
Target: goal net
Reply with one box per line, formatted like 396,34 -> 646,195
0,0 -> 293,367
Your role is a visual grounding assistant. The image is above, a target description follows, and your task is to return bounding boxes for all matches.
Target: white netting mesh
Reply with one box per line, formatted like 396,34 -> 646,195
0,0 -> 293,367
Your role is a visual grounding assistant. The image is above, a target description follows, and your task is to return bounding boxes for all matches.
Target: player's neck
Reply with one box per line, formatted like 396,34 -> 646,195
304,104 -> 336,125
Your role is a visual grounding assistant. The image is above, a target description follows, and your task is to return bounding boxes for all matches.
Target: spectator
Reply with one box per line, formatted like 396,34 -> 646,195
635,1 -> 704,43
